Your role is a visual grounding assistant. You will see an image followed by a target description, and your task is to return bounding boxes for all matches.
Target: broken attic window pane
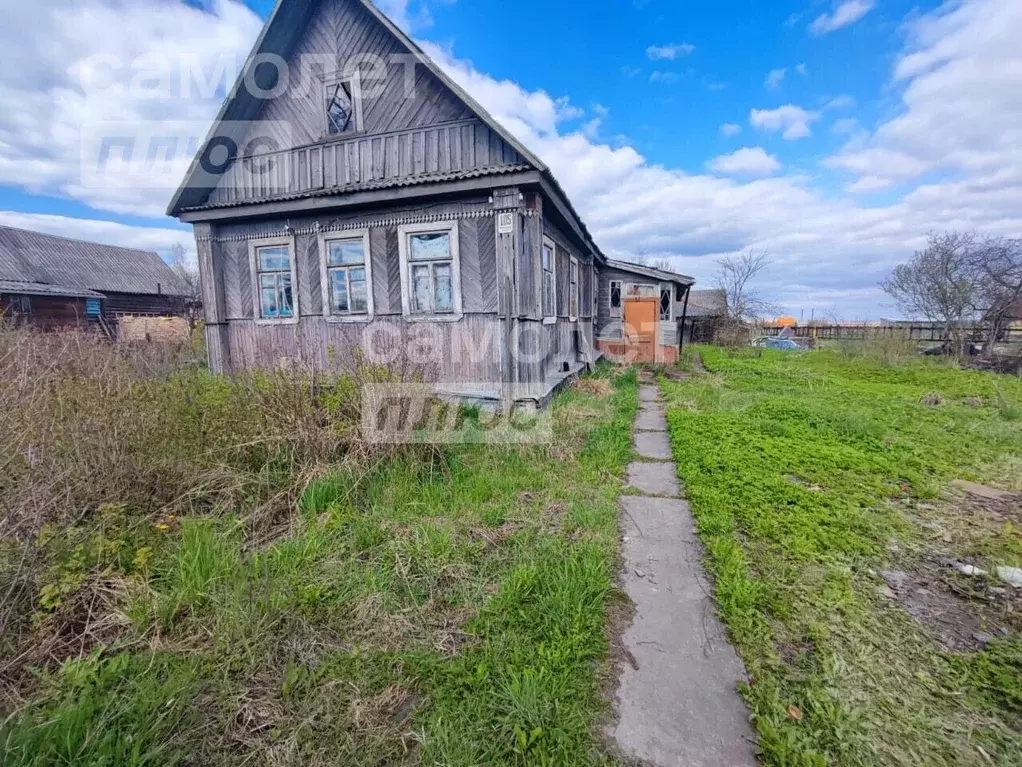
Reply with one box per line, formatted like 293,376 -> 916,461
326,80 -> 354,135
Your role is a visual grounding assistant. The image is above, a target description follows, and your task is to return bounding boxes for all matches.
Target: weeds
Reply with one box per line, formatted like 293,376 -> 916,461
0,321 -> 637,765
664,346 -> 1022,766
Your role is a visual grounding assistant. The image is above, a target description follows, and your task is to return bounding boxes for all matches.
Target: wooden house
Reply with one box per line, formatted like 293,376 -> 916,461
596,259 -> 695,365
0,225 -> 190,335
168,0 -> 694,406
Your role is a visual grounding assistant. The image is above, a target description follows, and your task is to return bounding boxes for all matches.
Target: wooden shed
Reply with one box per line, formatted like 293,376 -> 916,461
596,259 -> 695,364
0,225 -> 190,335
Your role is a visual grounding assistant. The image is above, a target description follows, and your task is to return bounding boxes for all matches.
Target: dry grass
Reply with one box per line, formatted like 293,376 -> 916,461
0,323 -> 432,696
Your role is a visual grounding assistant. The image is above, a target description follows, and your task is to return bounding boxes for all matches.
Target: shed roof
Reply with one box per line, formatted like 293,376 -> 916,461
0,225 -> 189,297
0,279 -> 104,299
605,258 -> 695,286
685,289 -> 726,317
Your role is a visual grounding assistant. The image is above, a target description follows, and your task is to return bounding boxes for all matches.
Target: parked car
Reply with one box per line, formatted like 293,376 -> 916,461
763,337 -> 802,351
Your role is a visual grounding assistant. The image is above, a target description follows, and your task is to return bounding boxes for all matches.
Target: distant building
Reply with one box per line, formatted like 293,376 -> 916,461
0,225 -> 190,335
683,289 -> 726,343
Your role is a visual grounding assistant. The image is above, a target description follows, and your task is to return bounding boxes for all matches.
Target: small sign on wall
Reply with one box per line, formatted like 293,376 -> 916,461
497,212 -> 514,235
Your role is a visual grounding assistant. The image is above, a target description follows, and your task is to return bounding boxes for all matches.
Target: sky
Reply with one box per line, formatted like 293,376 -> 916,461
1,0 -> 1021,320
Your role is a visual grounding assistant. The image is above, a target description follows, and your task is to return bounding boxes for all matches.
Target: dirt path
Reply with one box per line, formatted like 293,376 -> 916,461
607,377 -> 756,766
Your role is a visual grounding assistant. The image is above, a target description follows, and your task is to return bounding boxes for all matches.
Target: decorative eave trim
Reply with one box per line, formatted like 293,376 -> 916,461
195,208 -> 537,243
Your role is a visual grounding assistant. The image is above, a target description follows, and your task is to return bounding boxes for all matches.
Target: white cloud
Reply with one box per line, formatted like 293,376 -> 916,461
649,71 -> 680,84
708,147 -> 781,177
720,122 -> 742,136
582,104 -> 609,139
795,63 -> 808,76
824,95 -> 856,110
2,0 -> 1022,319
810,0 -> 875,35
826,0 -> 1022,193
831,117 -> 861,135
0,211 -> 196,264
646,43 -> 695,61
0,0 -> 262,218
764,68 -> 787,89
749,105 -> 820,139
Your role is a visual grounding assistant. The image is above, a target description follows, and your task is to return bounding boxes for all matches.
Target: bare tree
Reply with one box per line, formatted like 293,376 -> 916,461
168,243 -> 202,327
713,249 -> 775,323
645,257 -> 675,273
970,236 -> 1022,356
169,243 -> 200,300
881,232 -> 980,356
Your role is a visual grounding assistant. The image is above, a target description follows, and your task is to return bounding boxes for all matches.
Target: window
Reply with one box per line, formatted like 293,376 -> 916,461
324,72 -> 363,136
569,256 -> 579,320
398,221 -> 462,319
84,298 -> 100,317
541,237 -> 556,322
660,284 -> 672,321
626,283 -> 657,299
610,280 -> 622,317
15,295 -> 32,314
250,237 -> 297,321
319,230 -> 372,320
591,265 -> 598,317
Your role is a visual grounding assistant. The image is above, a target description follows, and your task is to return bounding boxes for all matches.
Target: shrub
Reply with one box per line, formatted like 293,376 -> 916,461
0,324 -> 426,687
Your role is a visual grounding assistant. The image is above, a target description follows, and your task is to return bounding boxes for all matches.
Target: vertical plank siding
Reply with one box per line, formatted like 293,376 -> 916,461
207,0 -> 525,208
211,120 -> 523,205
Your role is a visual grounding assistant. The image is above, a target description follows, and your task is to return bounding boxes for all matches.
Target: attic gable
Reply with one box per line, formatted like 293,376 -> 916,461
167,0 -> 544,216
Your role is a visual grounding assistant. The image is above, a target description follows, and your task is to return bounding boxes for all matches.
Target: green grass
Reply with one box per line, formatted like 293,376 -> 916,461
662,347 -> 1022,766
2,366 -> 637,766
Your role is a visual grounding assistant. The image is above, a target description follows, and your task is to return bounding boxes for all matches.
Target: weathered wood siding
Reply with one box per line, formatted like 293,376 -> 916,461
596,263 -> 682,347
209,0 -> 525,206
202,195 -> 504,382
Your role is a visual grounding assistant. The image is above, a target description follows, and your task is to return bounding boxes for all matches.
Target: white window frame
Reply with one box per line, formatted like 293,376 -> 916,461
625,283 -> 658,299
249,235 -> 299,325
569,255 -> 579,322
322,69 -> 364,138
319,228 -> 373,323
659,282 -> 673,322
398,220 -> 462,322
609,279 -> 622,318
541,235 -> 557,325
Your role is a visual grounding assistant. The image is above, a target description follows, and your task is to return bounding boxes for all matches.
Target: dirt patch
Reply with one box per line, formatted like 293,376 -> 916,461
574,378 -> 612,397
660,369 -> 690,381
879,554 -> 1020,652
786,475 -> 825,492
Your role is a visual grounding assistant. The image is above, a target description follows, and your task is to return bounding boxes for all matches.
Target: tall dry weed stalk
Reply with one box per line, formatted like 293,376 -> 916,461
0,323 -> 434,679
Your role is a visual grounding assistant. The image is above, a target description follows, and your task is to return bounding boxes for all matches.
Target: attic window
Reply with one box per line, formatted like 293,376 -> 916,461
324,72 -> 363,136
610,280 -> 621,317
660,285 -> 671,321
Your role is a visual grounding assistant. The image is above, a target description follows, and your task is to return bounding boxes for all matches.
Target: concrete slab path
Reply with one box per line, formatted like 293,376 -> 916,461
609,383 -> 757,766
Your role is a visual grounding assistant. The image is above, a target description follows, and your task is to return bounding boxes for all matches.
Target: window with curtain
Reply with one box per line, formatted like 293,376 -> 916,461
255,244 -> 294,319
324,237 -> 368,316
542,239 -> 556,320
408,232 -> 454,314
610,280 -> 622,317
569,257 -> 579,319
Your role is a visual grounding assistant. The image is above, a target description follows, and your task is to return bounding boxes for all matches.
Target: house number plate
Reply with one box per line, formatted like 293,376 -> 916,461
497,212 -> 514,234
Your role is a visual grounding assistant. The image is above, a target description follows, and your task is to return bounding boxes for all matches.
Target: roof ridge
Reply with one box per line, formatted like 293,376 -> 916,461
0,223 -> 162,258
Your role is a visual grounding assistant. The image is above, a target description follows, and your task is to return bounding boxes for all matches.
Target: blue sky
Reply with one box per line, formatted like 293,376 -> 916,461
2,0 -> 1021,319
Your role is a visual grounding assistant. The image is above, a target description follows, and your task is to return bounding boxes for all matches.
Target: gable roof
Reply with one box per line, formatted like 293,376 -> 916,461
605,258 -> 695,286
0,225 -> 189,297
686,289 -> 725,317
167,0 -> 604,259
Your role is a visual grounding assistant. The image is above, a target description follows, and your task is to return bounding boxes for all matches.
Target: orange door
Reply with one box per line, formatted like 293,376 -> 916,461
624,298 -> 659,363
